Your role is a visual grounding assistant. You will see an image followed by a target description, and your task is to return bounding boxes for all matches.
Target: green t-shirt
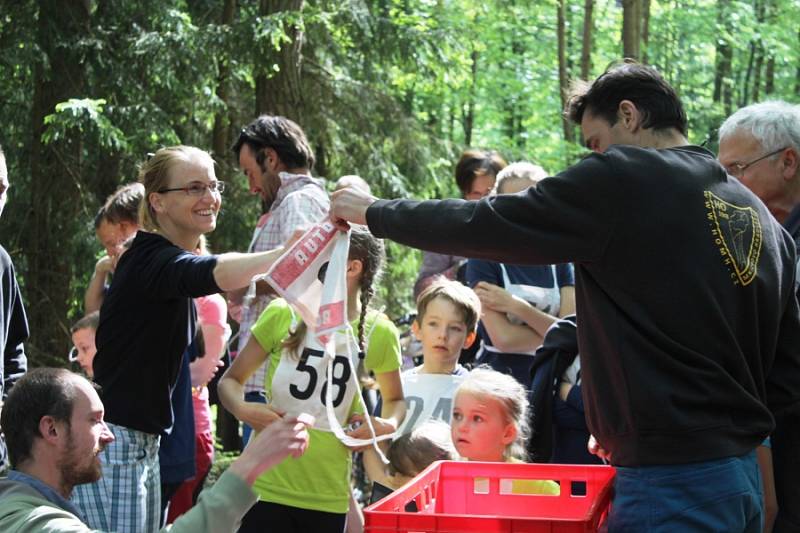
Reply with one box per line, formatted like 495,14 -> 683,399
249,298 -> 401,513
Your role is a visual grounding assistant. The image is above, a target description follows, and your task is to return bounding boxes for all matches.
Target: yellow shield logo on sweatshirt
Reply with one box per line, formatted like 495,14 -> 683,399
704,191 -> 762,286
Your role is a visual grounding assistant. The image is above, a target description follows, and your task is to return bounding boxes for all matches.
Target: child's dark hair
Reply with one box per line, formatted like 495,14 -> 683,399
283,227 -> 385,384
387,420 -> 457,477
99,182 -> 145,228
455,149 -> 507,196
70,311 -> 100,334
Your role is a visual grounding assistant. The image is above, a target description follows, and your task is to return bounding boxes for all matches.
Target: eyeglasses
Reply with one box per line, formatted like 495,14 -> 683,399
68,346 -> 79,362
158,181 -> 226,196
726,147 -> 786,177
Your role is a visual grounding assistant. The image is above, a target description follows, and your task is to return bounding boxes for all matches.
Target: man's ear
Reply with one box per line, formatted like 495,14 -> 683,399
38,416 -> 62,445
782,147 -> 799,181
618,100 -> 641,132
264,147 -> 285,173
463,330 -> 477,349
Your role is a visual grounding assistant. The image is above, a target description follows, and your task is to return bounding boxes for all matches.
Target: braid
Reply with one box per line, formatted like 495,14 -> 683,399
349,228 -> 384,389
357,279 -> 374,352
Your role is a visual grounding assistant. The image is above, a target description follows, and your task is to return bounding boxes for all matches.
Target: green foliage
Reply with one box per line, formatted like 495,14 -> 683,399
1,0 -> 799,361
43,98 -> 127,151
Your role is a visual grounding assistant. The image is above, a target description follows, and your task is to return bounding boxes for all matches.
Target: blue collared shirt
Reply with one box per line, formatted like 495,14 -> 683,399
7,470 -> 85,521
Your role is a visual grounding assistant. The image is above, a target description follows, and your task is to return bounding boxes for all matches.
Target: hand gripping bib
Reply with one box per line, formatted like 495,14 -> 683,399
264,220 -> 394,462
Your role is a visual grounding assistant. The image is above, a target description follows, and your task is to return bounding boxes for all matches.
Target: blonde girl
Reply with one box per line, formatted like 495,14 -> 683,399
219,229 -> 405,533
451,367 -> 559,494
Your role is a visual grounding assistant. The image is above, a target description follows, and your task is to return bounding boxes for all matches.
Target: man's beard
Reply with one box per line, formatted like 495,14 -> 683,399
59,432 -> 103,491
260,172 -> 281,210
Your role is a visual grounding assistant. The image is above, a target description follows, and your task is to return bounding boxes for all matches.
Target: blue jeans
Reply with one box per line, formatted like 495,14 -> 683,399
240,390 -> 266,449
608,450 -> 763,532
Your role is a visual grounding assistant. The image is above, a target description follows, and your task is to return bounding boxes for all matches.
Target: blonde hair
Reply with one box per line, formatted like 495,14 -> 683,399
455,367 -> 530,461
387,420 -> 457,477
138,146 -> 215,232
416,279 -> 481,332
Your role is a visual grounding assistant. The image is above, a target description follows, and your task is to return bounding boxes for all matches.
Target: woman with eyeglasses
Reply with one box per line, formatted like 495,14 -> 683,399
71,146 -> 286,533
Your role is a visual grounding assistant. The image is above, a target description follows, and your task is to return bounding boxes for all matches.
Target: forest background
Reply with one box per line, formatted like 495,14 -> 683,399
1,0 -> 799,367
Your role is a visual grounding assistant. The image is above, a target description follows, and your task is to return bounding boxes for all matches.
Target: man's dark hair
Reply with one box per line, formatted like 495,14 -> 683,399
455,149 -> 507,196
0,368 -> 80,467
565,61 -> 688,136
95,182 -> 144,229
232,115 -> 315,171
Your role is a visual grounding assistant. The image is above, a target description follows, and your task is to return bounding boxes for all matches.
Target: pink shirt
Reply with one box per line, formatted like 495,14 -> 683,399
194,294 -> 228,435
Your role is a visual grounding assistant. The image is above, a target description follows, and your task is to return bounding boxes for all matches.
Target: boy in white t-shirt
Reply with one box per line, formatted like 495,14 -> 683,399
397,279 -> 481,434
365,280 -> 480,503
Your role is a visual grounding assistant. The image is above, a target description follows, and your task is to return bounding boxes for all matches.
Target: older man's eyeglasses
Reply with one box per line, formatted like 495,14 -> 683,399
158,181 -> 226,196
726,148 -> 786,177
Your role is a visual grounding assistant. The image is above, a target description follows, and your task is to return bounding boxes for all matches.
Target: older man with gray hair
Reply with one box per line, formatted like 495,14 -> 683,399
718,100 -> 800,533
718,101 -> 800,241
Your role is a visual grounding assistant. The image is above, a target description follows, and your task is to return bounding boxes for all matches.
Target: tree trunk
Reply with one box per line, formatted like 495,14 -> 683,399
622,0 -> 641,60
740,42 -> 756,107
580,0 -> 594,79
212,0 -> 237,163
794,29 -> 800,96
254,0 -> 305,122
557,0 -> 575,143
26,0 -> 91,365
713,0 -> 733,114
747,0 -> 765,104
752,45 -> 764,102
641,0 -> 651,63
462,48 -> 478,146
765,55 -> 775,94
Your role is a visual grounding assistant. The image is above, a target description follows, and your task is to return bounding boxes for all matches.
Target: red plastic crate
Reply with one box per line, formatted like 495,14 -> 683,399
364,461 -> 615,533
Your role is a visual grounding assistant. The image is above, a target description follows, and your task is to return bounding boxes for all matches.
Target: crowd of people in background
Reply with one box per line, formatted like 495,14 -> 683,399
0,60 -> 799,533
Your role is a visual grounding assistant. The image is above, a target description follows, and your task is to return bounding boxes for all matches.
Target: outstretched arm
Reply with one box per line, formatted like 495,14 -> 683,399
211,248 -> 285,292
332,154 -> 617,267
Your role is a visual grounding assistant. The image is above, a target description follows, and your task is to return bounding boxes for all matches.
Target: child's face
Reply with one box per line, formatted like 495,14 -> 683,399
71,328 -> 97,378
451,391 -> 516,462
412,296 -> 475,370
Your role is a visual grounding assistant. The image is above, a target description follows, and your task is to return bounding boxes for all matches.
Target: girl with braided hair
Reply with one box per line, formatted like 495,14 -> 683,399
218,228 -> 404,533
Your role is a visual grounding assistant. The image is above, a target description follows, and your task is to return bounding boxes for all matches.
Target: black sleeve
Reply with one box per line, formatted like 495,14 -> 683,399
2,252 -> 28,401
768,303 -> 800,418
366,152 -> 620,266
140,247 -> 221,299
766,234 -> 800,419
767,240 -> 800,531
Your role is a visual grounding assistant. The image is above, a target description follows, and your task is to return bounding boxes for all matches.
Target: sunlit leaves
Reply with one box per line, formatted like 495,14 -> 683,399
42,98 -> 128,151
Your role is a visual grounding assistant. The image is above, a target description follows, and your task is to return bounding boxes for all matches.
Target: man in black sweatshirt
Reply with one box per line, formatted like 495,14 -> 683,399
0,145 -> 29,473
331,63 -> 800,531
